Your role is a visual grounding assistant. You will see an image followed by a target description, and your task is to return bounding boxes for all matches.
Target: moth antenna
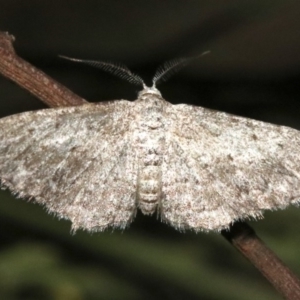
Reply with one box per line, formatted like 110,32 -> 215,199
59,55 -> 145,87
152,51 -> 210,87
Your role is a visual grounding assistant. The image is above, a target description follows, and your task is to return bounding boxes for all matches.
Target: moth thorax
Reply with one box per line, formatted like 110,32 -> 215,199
142,103 -> 164,129
138,165 -> 161,214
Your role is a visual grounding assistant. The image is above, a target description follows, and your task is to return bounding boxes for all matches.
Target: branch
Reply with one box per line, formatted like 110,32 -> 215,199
0,31 -> 87,108
222,222 -> 300,300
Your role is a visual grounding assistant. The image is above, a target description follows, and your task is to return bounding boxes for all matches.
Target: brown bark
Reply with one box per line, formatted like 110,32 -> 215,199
0,31 -> 86,108
222,222 -> 300,300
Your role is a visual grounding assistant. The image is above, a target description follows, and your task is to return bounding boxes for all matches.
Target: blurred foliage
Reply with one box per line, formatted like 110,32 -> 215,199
0,190 -> 299,300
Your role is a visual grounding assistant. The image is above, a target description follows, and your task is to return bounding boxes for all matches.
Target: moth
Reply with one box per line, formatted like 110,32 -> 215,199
0,54 -> 299,232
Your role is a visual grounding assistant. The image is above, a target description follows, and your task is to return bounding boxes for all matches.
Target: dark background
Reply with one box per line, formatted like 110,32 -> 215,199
0,1 -> 299,299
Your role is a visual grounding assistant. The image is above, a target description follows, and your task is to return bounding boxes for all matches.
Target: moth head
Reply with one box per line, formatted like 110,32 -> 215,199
138,85 -> 162,98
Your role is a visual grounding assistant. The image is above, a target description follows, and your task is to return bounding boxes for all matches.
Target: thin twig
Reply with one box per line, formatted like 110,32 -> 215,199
0,31 -> 87,108
222,222 -> 300,300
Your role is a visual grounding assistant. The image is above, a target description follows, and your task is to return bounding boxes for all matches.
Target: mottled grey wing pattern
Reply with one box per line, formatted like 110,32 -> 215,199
0,101 -> 138,231
161,104 -> 300,231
